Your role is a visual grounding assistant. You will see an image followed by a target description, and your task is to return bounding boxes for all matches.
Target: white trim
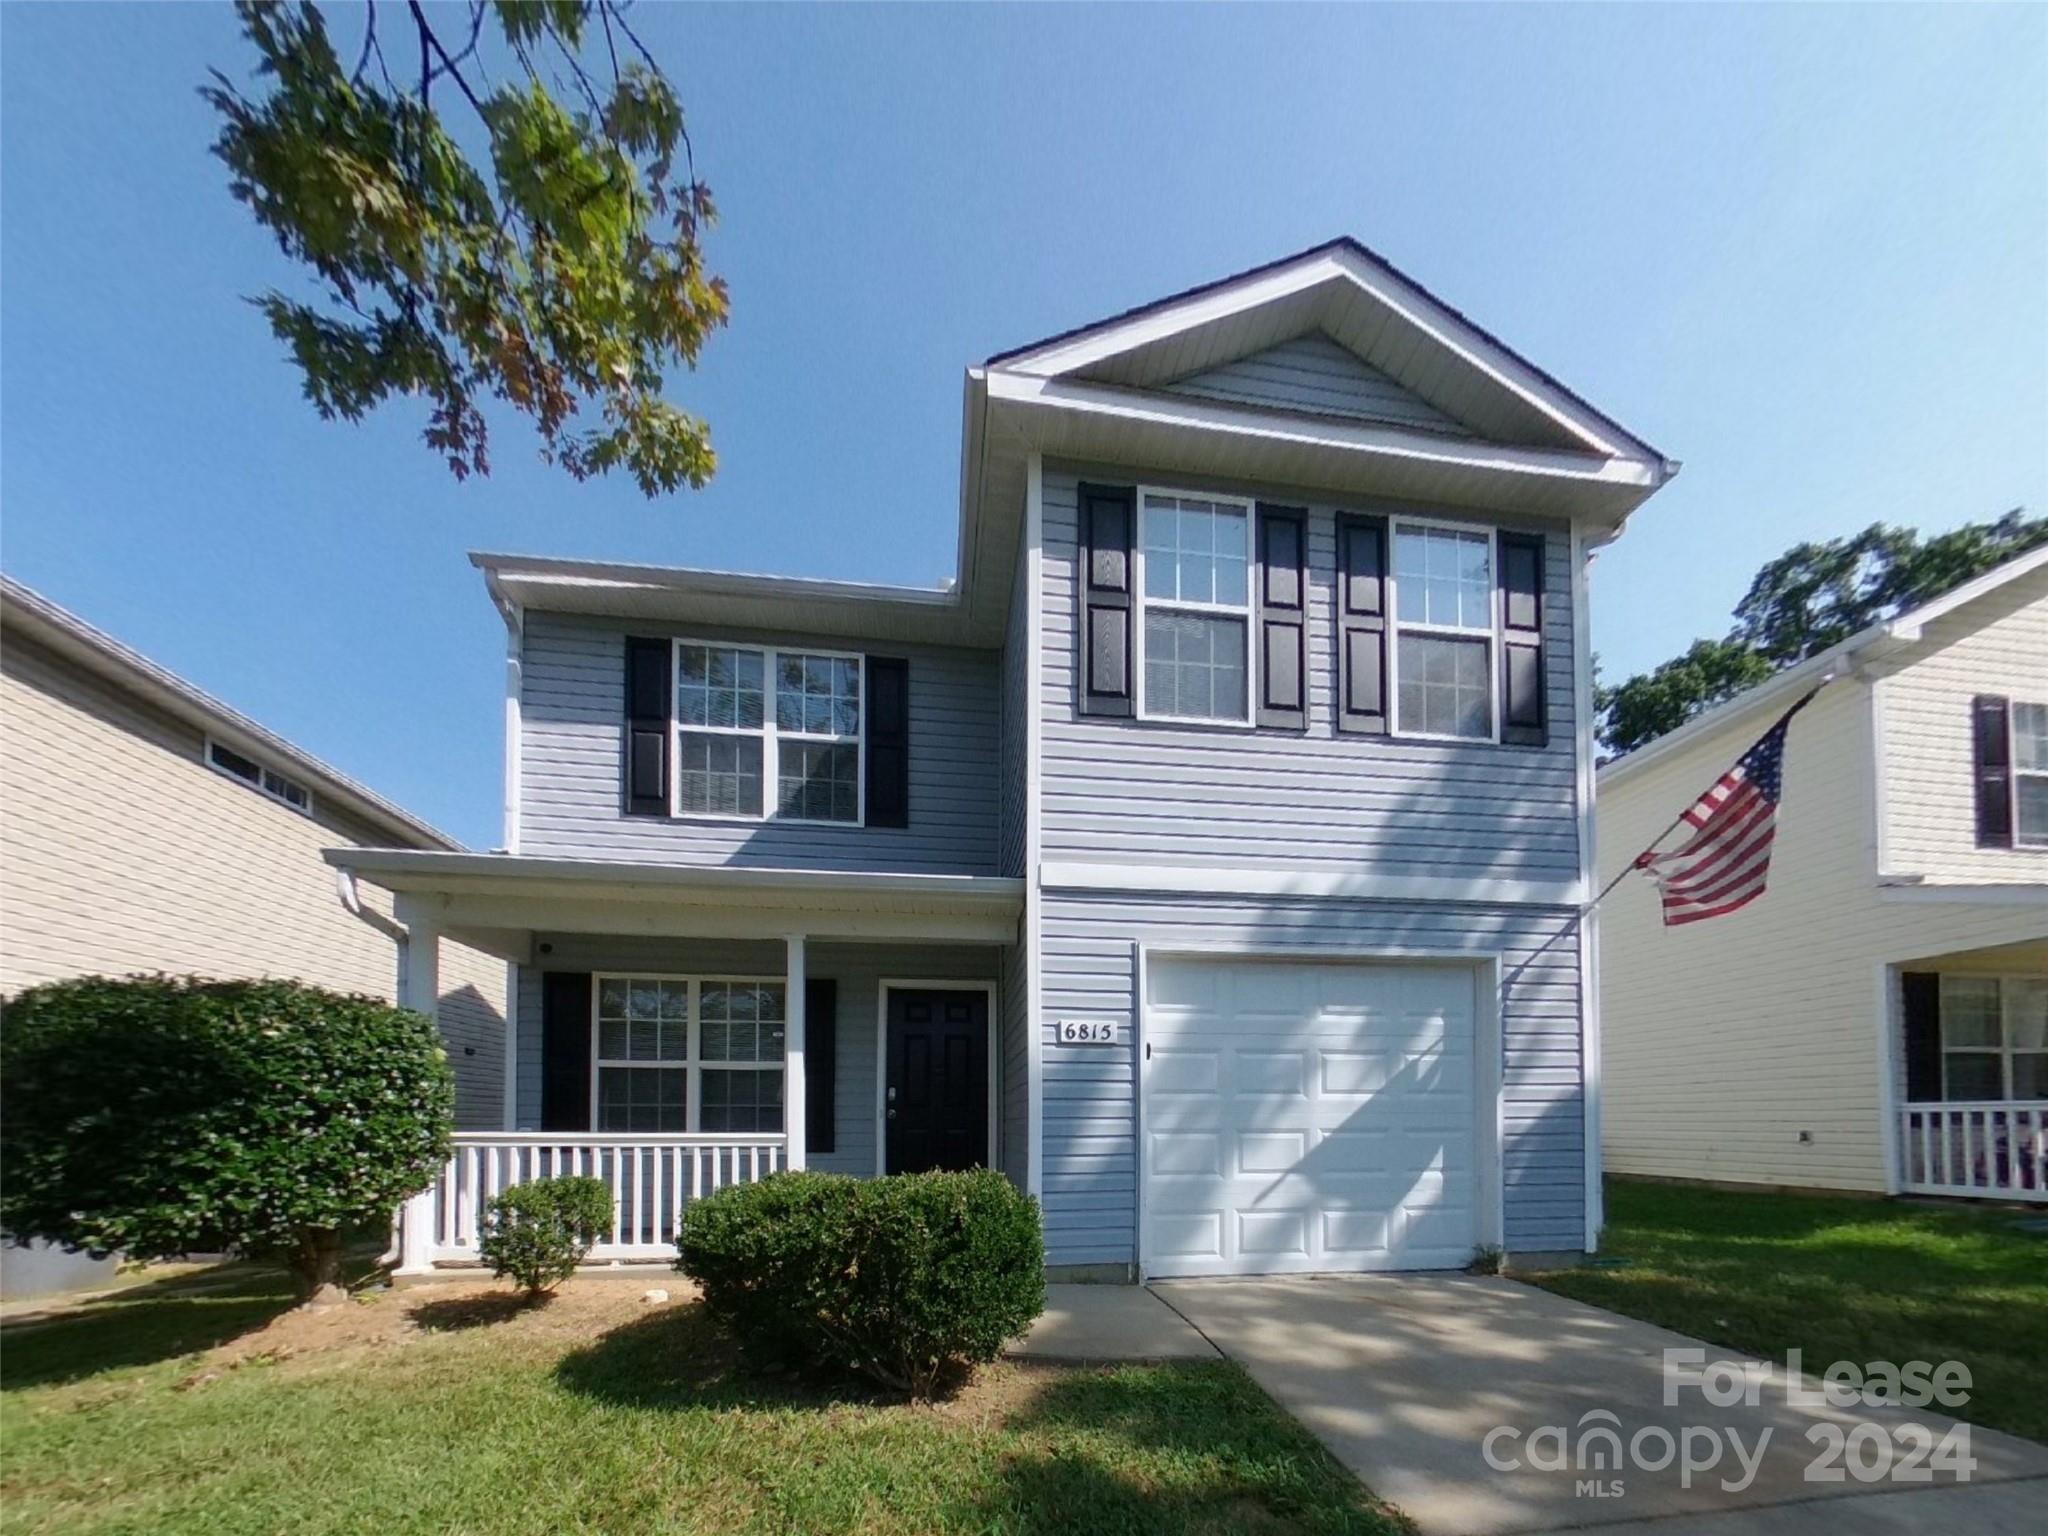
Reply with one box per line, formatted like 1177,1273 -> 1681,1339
2011,699 -> 2048,850
501,600 -> 523,854
1024,453 -> 1046,1200
670,639 -> 866,828
1869,669 -> 1890,880
1889,542 -> 2048,635
205,735 -> 314,816
1386,516 -> 1501,744
1134,942 -> 1506,1280
991,242 -> 1656,463
1039,860 -> 1586,907
1132,487 -> 1258,727
1570,524 -> 1603,1249
873,979 -> 1001,1177
1875,882 -> 2048,907
983,371 -> 1664,493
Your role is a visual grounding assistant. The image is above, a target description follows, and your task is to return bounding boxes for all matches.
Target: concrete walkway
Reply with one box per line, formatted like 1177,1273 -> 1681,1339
1009,1283 -> 1218,1362
1154,1274 -> 2048,1536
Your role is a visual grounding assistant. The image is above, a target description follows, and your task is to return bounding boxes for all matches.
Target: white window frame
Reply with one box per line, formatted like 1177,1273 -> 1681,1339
669,640 -> 866,827
1938,974 -> 2048,1103
2011,700 -> 2048,849
204,736 -> 313,816
590,973 -> 789,1133
1132,486 -> 1258,728
1386,515 -> 1502,744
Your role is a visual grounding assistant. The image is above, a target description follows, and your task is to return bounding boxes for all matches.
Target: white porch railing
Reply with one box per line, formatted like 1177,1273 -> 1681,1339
396,1132 -> 789,1271
1899,1102 -> 2048,1202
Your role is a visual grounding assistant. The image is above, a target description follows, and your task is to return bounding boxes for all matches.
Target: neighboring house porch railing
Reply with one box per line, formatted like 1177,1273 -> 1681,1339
1898,1102 -> 2047,1202
394,1132 -> 789,1272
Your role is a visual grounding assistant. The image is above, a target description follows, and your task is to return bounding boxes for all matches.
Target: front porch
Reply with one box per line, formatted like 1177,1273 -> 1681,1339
1890,942 -> 2048,1202
328,851 -> 1028,1274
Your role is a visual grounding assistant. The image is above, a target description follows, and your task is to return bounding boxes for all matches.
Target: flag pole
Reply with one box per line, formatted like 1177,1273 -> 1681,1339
1584,673 -> 1833,914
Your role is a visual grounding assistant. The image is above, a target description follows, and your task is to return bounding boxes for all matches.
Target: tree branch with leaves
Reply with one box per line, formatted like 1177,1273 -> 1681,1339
204,0 -> 727,495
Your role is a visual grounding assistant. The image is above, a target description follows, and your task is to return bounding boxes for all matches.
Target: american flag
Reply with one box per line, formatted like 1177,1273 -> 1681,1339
1634,689 -> 1818,926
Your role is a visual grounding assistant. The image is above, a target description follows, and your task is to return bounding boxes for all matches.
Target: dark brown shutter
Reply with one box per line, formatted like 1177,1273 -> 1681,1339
1973,695 -> 2014,848
865,657 -> 909,827
1336,513 -> 1388,735
1498,532 -> 1547,747
1256,504 -> 1308,730
540,971 -> 592,1131
804,977 -> 838,1154
624,637 -> 671,816
1901,971 -> 1942,1104
1076,483 -> 1136,717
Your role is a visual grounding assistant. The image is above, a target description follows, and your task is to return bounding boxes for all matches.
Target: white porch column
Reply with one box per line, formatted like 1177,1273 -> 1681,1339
784,933 -> 806,1172
396,914 -> 443,1276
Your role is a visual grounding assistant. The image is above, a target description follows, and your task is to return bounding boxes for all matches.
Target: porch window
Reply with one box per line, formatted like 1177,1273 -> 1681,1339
1940,975 -> 2048,1101
1391,521 -> 1496,741
1137,491 -> 1252,723
594,975 -> 787,1132
2014,702 -> 2048,848
673,642 -> 862,824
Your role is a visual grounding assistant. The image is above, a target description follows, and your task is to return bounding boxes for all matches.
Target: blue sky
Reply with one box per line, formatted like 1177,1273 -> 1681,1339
4,3 -> 2043,849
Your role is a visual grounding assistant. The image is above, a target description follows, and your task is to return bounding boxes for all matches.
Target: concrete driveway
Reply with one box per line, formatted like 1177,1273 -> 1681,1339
1153,1274 -> 2048,1536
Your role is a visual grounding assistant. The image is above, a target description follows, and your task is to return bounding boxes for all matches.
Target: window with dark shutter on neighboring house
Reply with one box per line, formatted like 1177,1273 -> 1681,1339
1973,694 -> 2048,849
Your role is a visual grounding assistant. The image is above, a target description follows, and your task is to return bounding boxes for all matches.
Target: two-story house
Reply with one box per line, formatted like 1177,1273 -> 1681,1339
334,238 -> 1679,1280
1597,546 -> 2047,1203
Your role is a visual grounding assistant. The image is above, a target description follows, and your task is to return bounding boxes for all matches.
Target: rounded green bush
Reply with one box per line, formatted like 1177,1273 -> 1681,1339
678,1167 -> 1045,1397
0,975 -> 453,1299
477,1176 -> 614,1297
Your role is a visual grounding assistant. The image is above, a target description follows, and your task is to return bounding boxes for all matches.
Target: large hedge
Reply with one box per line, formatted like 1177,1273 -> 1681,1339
678,1168 -> 1044,1397
0,975 -> 453,1301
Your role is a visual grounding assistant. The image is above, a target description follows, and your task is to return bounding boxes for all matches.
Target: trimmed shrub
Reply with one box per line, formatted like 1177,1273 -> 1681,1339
678,1168 -> 1045,1396
477,1176 -> 613,1297
0,975 -> 453,1302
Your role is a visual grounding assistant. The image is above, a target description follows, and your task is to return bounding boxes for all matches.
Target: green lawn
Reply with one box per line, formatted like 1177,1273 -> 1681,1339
0,1270 -> 1404,1536
1530,1179 -> 2048,1443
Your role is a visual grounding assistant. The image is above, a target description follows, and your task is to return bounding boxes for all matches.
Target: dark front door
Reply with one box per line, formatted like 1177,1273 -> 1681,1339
885,988 -> 989,1174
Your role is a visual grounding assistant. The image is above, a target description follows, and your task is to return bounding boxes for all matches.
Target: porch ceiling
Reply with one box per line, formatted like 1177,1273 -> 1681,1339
324,849 -> 1024,952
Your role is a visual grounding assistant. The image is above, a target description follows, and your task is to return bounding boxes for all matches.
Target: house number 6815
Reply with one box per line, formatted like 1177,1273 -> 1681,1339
1057,1020 -> 1117,1045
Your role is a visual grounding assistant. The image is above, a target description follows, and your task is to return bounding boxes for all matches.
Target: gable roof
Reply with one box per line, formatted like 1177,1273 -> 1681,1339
987,236 -> 1671,464
0,574 -> 461,850
1600,542 -> 2048,788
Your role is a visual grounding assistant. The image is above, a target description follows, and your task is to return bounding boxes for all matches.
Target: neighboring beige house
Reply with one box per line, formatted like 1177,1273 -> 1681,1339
0,575 -> 507,1129
1596,545 -> 2046,1204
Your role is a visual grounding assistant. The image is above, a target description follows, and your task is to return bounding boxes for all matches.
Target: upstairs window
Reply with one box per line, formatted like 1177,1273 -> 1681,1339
206,739 -> 311,814
1137,491 -> 1252,724
1391,522 -> 1497,741
2014,702 -> 2048,848
673,642 -> 862,824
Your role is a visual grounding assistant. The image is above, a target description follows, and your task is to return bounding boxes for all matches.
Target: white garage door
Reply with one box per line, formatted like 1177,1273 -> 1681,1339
1143,957 -> 1482,1278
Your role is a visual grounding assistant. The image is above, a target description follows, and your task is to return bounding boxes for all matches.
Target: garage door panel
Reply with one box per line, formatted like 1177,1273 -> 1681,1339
1144,958 -> 1483,1278
1232,1049 -> 1308,1095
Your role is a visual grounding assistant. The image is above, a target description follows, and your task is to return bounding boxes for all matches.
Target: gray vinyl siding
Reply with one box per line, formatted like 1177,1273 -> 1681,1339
998,540 -> 1030,878
1164,333 -> 1471,436
1037,891 -> 1587,1268
520,611 -> 1001,874
1040,464 -> 1582,881
999,936 -> 1031,1191
514,939 -> 999,1178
